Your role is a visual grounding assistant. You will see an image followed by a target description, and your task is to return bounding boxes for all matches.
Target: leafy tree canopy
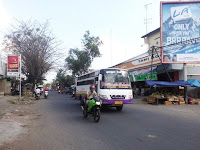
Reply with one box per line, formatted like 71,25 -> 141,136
65,31 -> 102,76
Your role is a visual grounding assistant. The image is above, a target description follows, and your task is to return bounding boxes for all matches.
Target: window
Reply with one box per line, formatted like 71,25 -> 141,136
77,79 -> 94,86
78,72 -> 95,81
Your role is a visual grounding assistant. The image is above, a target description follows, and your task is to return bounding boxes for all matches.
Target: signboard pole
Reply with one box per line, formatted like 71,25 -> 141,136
183,63 -> 188,103
19,54 -> 22,101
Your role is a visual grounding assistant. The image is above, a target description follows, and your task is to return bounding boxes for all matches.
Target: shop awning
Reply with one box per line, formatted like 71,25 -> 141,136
146,80 -> 191,87
187,79 -> 200,87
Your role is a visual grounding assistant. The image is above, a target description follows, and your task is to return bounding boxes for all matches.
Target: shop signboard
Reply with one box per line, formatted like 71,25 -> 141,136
112,52 -> 161,70
161,1 -> 200,64
129,67 -> 157,82
7,56 -> 19,77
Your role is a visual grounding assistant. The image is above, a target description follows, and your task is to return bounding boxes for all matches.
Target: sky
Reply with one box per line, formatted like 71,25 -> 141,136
0,0 -> 170,83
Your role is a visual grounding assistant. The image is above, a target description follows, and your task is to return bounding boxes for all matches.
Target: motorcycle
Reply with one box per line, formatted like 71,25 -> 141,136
35,93 -> 40,100
81,96 -> 102,122
44,91 -> 48,99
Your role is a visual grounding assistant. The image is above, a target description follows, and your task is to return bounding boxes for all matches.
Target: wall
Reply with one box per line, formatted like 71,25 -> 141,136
144,31 -> 160,47
0,79 -> 11,95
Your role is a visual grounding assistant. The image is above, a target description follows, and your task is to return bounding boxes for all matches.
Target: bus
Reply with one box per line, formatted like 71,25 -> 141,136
75,68 -> 133,111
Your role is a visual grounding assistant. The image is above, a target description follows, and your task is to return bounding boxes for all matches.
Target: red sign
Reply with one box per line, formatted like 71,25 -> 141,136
8,56 -> 19,70
7,56 -> 19,76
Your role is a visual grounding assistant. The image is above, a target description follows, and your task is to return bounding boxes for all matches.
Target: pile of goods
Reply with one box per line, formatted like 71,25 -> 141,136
165,96 -> 185,105
188,97 -> 200,105
146,92 -> 164,104
146,92 -> 185,105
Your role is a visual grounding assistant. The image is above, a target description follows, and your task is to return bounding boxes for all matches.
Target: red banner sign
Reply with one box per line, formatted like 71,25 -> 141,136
7,56 -> 19,76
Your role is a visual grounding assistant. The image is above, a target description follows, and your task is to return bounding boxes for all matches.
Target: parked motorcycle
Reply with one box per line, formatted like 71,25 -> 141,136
81,96 -> 102,122
44,91 -> 48,99
11,89 -> 19,96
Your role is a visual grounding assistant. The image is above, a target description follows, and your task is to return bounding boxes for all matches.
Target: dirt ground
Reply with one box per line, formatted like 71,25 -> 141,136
0,95 -> 42,150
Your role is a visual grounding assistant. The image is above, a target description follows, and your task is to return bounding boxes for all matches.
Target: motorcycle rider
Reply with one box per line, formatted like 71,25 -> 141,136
84,85 -> 97,112
44,87 -> 48,92
44,87 -> 48,97
35,87 -> 40,98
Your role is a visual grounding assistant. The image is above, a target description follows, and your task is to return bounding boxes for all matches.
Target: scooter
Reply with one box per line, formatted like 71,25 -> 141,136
44,91 -> 48,99
81,96 -> 102,122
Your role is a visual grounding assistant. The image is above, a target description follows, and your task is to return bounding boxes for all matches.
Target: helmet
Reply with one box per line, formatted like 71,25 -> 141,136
90,85 -> 95,89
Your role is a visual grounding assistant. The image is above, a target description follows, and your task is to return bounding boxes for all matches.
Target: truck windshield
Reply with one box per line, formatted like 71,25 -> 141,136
100,69 -> 131,89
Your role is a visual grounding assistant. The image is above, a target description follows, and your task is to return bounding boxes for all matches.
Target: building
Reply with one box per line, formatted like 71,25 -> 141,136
111,28 -> 200,96
0,56 -> 11,95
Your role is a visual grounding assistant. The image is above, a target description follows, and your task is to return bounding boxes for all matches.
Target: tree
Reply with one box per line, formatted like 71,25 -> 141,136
3,20 -> 61,85
65,31 -> 102,76
55,69 -> 74,88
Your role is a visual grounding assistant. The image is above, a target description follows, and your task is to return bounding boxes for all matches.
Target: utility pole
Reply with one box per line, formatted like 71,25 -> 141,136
150,46 -> 154,80
183,63 -> 188,103
144,3 -> 152,33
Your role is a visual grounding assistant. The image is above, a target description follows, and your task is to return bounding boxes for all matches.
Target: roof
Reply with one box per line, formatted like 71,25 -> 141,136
146,80 -> 191,87
187,79 -> 200,87
141,28 -> 160,38
110,51 -> 148,68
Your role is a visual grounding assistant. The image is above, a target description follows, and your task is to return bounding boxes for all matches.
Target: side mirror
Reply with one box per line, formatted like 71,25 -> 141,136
99,74 -> 102,81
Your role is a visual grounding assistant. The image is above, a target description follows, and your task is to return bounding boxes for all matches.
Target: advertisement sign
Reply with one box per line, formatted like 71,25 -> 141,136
7,56 -> 19,76
129,67 -> 157,82
161,1 -> 200,64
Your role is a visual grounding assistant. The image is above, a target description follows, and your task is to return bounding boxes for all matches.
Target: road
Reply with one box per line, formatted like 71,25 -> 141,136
8,92 -> 200,150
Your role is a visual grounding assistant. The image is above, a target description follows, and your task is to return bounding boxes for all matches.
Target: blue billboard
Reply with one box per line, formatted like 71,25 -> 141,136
161,1 -> 200,63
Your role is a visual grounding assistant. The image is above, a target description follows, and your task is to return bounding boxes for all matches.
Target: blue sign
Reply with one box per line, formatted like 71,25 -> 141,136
161,2 -> 200,63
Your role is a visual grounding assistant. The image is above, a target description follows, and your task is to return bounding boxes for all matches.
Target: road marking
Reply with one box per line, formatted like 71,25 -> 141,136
147,135 -> 157,138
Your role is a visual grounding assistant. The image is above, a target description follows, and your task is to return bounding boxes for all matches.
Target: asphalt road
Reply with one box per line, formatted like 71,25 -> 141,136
10,92 -> 200,150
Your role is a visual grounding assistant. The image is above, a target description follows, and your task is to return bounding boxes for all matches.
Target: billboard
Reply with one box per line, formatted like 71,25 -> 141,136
161,1 -> 200,64
7,56 -> 19,76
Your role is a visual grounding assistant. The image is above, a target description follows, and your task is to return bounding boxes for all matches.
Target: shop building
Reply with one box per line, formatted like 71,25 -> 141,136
111,28 -> 200,95
0,56 -> 11,95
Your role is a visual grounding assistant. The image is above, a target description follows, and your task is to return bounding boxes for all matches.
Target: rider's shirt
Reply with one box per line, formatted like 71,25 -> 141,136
87,90 -> 97,99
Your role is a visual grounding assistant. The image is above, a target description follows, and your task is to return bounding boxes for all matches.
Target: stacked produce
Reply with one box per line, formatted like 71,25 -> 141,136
146,92 -> 185,105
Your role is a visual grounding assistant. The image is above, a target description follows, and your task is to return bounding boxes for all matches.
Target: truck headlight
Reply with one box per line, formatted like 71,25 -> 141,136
96,101 -> 100,105
100,95 -> 108,99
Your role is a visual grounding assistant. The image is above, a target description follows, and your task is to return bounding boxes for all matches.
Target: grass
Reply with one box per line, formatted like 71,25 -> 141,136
7,99 -> 18,104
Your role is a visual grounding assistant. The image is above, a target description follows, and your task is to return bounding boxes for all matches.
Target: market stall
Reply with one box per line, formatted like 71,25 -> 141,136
145,80 -> 191,105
